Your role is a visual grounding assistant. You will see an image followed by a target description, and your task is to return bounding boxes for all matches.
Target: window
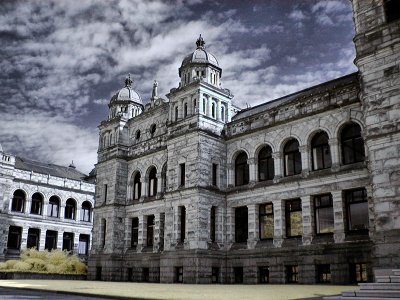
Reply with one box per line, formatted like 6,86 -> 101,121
284,139 -> 302,176
180,206 -> 186,243
341,123 -> 365,165
175,106 -> 179,121
221,106 -> 225,121
384,0 -> 400,23
30,192 -> 43,215
131,217 -> 139,248
210,206 -> 216,242
350,263 -> 367,283
7,226 -> 22,250
193,99 -> 197,112
101,218 -> 106,248
81,201 -> 91,222
65,198 -> 76,220
103,184 -> 108,203
234,267 -> 243,283
127,268 -> 133,281
259,203 -> 274,239
161,164 -> 167,192
45,230 -> 58,250
311,132 -> 331,170
212,267 -> 219,283
259,266 -> 269,283
286,265 -> 299,283
148,167 -> 157,197
235,206 -> 248,243
96,267 -> 102,281
48,196 -> 60,218
235,152 -> 249,186
211,102 -> 216,118
78,234 -> 90,255
258,146 -> 274,181
285,199 -> 302,237
27,228 -> 40,249
316,264 -> 331,283
62,232 -> 74,251
212,163 -> 218,186
150,124 -> 156,137
314,194 -> 334,234
345,188 -> 369,232
135,130 -> 141,140
142,268 -> 149,282
184,103 -> 188,117
11,190 -> 25,213
175,267 -> 183,283
133,172 -> 141,200
179,163 -> 186,187
147,215 -> 155,247
202,98 -> 206,113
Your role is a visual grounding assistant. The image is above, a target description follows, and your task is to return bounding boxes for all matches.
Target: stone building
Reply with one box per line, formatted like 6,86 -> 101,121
0,144 -> 95,260
88,0 -> 400,284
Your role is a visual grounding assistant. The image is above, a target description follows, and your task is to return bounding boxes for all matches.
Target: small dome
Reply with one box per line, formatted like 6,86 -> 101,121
180,35 -> 219,69
111,74 -> 142,104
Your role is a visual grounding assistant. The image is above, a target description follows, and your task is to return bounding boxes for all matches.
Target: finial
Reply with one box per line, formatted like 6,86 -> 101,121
152,80 -> 158,100
125,73 -> 133,87
69,160 -> 76,169
196,34 -> 205,49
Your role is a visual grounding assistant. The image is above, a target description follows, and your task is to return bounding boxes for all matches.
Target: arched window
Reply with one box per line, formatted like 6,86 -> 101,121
284,139 -> 302,176
133,172 -> 141,200
11,190 -> 25,213
81,201 -> 92,222
235,152 -> 249,186
221,106 -> 225,121
258,146 -> 274,181
30,192 -> 43,215
64,198 -> 76,220
148,167 -> 157,197
341,123 -> 365,165
184,103 -> 188,118
162,163 -> 167,192
48,196 -> 60,218
211,102 -> 216,118
311,132 -> 332,170
175,106 -> 179,121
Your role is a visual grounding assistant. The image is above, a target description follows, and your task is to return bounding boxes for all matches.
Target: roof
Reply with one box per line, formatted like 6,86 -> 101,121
15,156 -> 88,181
232,72 -> 359,121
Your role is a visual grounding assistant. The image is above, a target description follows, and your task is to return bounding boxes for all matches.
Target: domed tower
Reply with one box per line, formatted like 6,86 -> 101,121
108,74 -> 143,120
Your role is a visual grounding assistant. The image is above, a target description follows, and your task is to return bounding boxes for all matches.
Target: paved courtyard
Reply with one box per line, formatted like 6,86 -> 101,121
0,280 -> 357,300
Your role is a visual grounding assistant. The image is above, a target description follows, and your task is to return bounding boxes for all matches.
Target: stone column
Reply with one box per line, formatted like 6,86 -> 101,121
198,91 -> 204,115
73,232 -> 80,254
227,163 -> 235,187
301,195 -> 313,245
142,177 -> 148,198
299,145 -> 310,176
225,207 -> 235,247
272,152 -> 283,182
25,197 -> 31,214
156,174 -> 162,198
247,204 -> 259,249
21,227 -> 29,250
216,100 -> 221,121
43,200 -> 48,216
332,191 -> 345,243
273,200 -> 284,247
60,205 -> 65,220
137,215 -> 146,252
38,229 -> 46,251
174,206 -> 181,244
248,158 -> 257,183
329,138 -> 340,170
57,231 -> 63,250
153,213 -> 161,252
76,206 -> 81,222
208,97 -> 213,118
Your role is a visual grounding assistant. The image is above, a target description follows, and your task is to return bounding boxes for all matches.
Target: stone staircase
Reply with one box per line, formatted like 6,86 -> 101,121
324,269 -> 400,300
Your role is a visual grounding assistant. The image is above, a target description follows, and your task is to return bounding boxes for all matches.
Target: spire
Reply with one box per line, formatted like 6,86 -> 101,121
151,80 -> 158,100
69,160 -> 76,169
196,34 -> 205,49
124,73 -> 133,87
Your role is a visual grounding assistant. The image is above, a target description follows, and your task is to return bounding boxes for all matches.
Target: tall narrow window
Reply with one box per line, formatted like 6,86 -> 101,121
147,215 -> 155,247
179,163 -> 186,187
148,167 -> 157,197
62,232 -> 74,251
286,265 -> 299,283
131,217 -> 139,248
180,206 -> 186,243
317,264 -> 331,283
211,102 -> 216,118
350,263 -> 367,283
202,98 -> 206,113
311,132 -> 332,170
101,218 -> 106,248
212,267 -> 219,283
48,196 -> 60,218
259,203 -> 274,239
235,152 -> 249,186
384,0 -> 400,23
81,201 -> 92,222
341,123 -> 365,165
27,228 -> 40,249
314,194 -> 334,234
161,164 -> 167,192
78,234 -> 90,255
284,139 -> 302,176
259,266 -> 270,283
133,173 -> 141,200
104,184 -> 108,203
210,206 -> 216,242
221,106 -> 225,121
7,226 -> 22,250
175,267 -> 183,283
234,267 -> 244,283
258,146 -> 274,181
345,188 -> 368,232
175,106 -> 179,121
11,190 -> 25,213
212,163 -> 218,186
65,198 -> 76,220
45,230 -> 58,251
184,103 -> 188,117
30,192 -> 43,215
285,199 -> 302,237
193,99 -> 197,112
235,206 -> 248,243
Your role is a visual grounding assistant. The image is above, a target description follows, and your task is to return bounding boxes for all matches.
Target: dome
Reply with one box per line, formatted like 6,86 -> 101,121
110,74 -> 142,104
180,35 -> 220,71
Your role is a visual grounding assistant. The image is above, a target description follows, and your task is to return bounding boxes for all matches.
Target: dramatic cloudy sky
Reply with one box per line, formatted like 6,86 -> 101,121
0,0 -> 357,174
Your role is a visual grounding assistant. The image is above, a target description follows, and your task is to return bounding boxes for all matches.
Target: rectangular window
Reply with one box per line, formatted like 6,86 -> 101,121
142,267 -> 149,282
345,188 -> 368,232
259,203 -> 274,239
212,163 -> 218,186
350,263 -> 367,283
127,268 -> 133,281
286,265 -> 299,283
234,267 -> 244,283
27,228 -> 40,249
180,206 -> 186,243
45,230 -> 58,251
259,266 -> 270,283
384,0 -> 400,23
210,206 -> 216,242
131,217 -> 139,248
314,194 -> 334,234
96,267 -> 102,281
101,219 -> 106,248
104,184 -> 108,203
147,215 -> 155,247
7,226 -> 22,250
175,267 -> 183,283
212,267 -> 219,283
235,206 -> 248,243
285,199 -> 302,237
316,264 -> 331,283
78,234 -> 90,255
179,163 -> 186,186
62,232 -> 74,252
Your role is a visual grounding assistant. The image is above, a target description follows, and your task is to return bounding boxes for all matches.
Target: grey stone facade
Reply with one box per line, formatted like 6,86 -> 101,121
88,1 -> 400,284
